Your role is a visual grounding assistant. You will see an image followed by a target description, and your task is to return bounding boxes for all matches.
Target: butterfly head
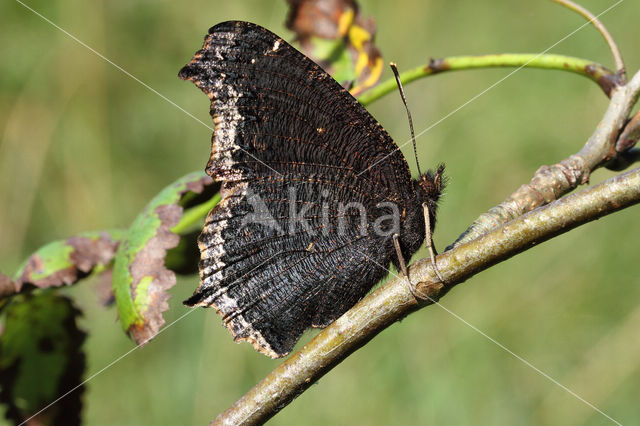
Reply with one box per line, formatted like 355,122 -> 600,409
416,164 -> 446,230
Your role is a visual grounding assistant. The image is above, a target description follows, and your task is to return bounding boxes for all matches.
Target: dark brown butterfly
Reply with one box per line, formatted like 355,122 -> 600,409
179,21 -> 444,358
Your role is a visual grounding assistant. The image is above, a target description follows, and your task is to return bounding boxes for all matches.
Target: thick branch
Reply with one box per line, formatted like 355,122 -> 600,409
213,167 -> 640,425
358,54 -> 617,105
451,69 -> 640,248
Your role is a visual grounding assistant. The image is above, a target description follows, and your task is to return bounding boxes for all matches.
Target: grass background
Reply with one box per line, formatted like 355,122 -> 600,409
1,0 -> 639,424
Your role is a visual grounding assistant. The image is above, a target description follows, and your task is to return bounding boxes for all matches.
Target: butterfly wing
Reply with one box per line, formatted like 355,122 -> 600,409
180,21 -> 420,357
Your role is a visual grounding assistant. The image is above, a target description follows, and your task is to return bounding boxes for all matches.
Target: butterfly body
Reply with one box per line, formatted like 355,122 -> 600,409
180,21 -> 443,358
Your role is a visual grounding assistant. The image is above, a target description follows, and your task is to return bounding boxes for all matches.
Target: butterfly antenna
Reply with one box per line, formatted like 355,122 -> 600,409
390,62 -> 421,176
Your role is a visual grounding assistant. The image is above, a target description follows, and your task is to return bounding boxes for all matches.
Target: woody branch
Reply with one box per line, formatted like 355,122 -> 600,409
214,169 -> 640,425
212,68 -> 640,425
447,0 -> 634,247
450,68 -> 640,248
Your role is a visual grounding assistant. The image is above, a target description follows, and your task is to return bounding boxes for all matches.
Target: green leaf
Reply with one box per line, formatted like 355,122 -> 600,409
0,291 -> 86,425
309,37 -> 357,83
12,230 -> 125,292
113,172 -> 217,344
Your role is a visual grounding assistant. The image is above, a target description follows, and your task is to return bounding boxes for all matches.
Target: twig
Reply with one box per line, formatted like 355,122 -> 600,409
450,69 -> 640,249
213,166 -> 640,425
615,110 -> 640,153
606,148 -> 640,171
551,0 -> 626,79
358,53 -> 617,105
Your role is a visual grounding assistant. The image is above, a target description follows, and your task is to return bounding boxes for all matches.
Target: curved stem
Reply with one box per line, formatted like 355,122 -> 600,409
213,167 -> 640,425
551,0 -> 626,79
358,53 -> 616,105
170,192 -> 221,235
451,69 -> 640,249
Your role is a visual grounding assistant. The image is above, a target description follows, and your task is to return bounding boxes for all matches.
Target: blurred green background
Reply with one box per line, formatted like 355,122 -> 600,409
1,0 -> 639,424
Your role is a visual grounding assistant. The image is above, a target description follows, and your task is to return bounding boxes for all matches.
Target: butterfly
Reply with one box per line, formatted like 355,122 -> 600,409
179,21 -> 444,358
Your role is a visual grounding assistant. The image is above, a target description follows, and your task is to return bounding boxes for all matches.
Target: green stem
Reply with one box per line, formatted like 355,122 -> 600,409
170,192 -> 221,235
358,53 -> 617,106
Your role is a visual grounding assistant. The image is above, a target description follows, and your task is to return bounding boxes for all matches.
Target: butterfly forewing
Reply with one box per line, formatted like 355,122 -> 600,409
180,21 -> 423,357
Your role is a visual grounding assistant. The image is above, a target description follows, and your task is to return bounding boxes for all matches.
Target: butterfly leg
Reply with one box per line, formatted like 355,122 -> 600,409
422,203 -> 445,283
392,234 -> 410,280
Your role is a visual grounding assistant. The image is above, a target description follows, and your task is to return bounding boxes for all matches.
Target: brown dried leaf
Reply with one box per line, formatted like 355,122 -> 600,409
286,0 -> 383,95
